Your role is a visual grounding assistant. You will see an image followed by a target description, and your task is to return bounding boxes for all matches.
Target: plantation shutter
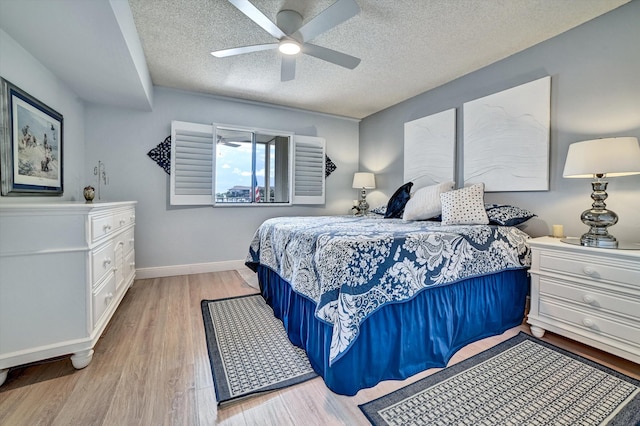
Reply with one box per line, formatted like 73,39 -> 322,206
292,135 -> 325,204
170,120 -> 214,205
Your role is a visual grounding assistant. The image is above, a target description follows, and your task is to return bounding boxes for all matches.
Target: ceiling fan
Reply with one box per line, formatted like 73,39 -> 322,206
211,0 -> 361,81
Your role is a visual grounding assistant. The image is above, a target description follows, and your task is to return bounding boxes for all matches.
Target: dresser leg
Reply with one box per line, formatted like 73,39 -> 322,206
530,325 -> 546,338
0,368 -> 8,386
70,349 -> 94,369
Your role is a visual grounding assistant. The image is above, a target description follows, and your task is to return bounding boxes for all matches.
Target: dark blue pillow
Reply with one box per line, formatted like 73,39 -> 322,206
384,182 -> 414,218
484,204 -> 536,226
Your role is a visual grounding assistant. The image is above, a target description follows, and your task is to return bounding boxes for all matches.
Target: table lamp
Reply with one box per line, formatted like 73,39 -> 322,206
562,136 -> 640,248
352,172 -> 375,215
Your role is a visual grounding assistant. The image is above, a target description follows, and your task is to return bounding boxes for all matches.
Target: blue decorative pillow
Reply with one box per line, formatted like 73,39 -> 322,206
384,182 -> 414,218
485,204 -> 536,226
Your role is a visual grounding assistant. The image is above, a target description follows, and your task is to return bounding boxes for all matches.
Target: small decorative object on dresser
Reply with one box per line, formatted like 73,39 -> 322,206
527,236 -> 640,364
83,185 -> 95,202
0,201 -> 136,386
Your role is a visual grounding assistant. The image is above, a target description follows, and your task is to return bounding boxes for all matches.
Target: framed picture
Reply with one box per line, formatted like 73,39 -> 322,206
1,78 -> 63,196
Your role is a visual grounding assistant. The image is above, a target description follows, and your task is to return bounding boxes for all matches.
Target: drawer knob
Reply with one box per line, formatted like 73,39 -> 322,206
582,266 -> 597,276
103,258 -> 112,267
582,318 -> 595,328
103,224 -> 112,232
120,219 -> 126,225
582,294 -> 596,304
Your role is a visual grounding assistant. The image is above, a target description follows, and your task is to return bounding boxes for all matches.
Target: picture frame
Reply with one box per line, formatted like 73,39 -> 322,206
1,78 -> 63,196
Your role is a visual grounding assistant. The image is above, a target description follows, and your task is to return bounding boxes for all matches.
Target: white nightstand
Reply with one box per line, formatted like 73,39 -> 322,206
527,236 -> 640,364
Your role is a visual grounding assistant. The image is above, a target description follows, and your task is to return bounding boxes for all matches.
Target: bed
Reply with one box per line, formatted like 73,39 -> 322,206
245,214 -> 531,396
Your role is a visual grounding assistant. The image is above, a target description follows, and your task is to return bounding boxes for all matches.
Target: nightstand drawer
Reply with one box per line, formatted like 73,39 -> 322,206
539,298 -> 640,345
539,277 -> 640,321
538,252 -> 639,286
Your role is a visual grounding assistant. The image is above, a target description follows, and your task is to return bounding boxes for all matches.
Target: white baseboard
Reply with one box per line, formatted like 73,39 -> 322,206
135,260 -> 248,279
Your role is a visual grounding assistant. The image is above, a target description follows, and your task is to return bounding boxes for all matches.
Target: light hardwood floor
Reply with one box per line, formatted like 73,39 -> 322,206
1,271 -> 638,425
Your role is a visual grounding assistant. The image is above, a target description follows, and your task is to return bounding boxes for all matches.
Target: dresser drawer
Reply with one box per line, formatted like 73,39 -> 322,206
123,250 -> 135,282
91,241 -> 115,285
90,214 -> 115,243
120,227 -> 135,255
539,277 -> 640,321
92,273 -> 116,327
115,208 -> 135,231
538,252 -> 639,286
539,298 -> 640,345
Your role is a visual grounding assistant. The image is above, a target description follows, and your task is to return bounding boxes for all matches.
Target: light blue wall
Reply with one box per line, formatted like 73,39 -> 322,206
1,26 -> 359,270
0,29 -> 86,203
84,88 -> 359,268
359,1 -> 640,242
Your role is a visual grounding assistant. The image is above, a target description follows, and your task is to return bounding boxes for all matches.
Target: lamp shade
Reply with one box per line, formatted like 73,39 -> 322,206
352,172 -> 375,189
563,137 -> 640,178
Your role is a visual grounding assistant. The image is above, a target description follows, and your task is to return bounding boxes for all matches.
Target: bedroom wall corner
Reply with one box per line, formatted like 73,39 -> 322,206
358,1 -> 640,242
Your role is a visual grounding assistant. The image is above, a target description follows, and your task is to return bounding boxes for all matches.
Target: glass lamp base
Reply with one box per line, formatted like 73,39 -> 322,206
357,199 -> 369,215
578,179 -> 619,249
580,232 -> 618,248
357,188 -> 369,215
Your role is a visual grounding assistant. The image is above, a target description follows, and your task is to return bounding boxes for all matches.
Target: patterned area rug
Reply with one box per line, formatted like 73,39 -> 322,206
201,295 -> 317,405
360,333 -> 640,426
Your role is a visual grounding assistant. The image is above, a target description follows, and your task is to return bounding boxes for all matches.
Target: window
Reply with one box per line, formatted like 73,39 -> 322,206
215,126 -> 290,204
170,121 -> 325,206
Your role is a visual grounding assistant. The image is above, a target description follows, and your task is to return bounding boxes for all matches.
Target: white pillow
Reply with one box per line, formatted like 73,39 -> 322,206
402,181 -> 455,221
440,183 -> 489,225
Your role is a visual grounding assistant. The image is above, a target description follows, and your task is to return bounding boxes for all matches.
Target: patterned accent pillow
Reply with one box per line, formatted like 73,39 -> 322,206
440,183 -> 489,225
485,204 -> 536,226
370,205 -> 387,215
403,181 -> 455,221
384,182 -> 414,218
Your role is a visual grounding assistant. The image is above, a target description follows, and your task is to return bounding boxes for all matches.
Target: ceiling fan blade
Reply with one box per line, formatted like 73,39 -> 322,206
211,43 -> 278,58
293,0 -> 360,42
302,43 -> 361,69
281,57 -> 296,81
228,0 -> 286,39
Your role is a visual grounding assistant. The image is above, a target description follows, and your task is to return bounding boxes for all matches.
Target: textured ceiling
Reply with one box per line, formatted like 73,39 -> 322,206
129,0 -> 629,119
0,1 -> 629,119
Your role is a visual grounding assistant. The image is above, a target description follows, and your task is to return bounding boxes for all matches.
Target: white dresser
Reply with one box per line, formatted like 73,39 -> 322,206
0,201 -> 136,386
527,236 -> 640,364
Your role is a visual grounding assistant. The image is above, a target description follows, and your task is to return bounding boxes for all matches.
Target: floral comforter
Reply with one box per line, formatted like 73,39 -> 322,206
245,215 -> 531,365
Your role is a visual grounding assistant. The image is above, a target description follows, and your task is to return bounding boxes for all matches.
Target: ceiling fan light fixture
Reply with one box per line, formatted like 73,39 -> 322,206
278,39 -> 301,55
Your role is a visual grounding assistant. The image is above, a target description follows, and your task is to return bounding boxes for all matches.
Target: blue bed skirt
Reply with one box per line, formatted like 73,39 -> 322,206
258,265 -> 529,396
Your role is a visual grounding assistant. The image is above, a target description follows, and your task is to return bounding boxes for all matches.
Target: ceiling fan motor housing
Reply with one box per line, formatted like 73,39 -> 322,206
276,10 -> 303,36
